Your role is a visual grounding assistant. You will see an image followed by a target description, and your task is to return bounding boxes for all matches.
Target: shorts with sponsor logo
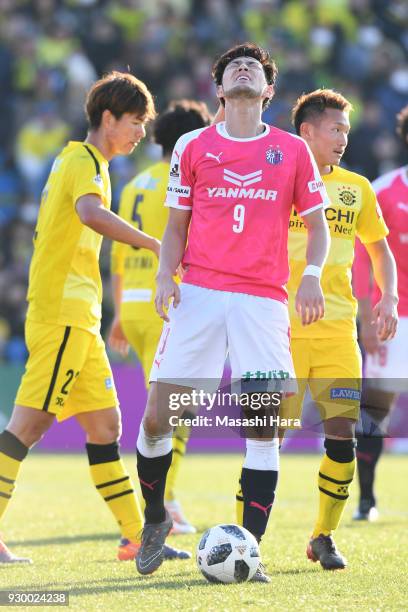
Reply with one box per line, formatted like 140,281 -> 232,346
15,321 -> 118,421
149,283 -> 295,390
280,336 -> 362,424
364,317 -> 408,393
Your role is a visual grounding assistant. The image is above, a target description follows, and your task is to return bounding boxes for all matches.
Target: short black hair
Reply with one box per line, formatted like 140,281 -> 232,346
291,89 -> 353,135
153,100 -> 212,156
397,105 -> 408,149
212,42 -> 277,109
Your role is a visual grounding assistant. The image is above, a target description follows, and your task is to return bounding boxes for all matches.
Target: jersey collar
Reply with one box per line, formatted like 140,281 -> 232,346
216,121 -> 270,142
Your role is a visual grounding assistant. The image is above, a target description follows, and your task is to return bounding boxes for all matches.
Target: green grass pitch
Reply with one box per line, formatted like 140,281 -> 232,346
0,453 -> 407,610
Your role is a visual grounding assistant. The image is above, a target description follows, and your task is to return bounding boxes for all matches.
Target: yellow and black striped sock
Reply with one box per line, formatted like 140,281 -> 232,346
235,475 -> 244,526
313,452 -> 355,537
0,430 -> 28,521
164,420 -> 191,502
86,442 -> 143,543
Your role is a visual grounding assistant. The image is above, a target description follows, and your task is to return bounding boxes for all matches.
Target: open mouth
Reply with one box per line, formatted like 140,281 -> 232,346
237,75 -> 250,82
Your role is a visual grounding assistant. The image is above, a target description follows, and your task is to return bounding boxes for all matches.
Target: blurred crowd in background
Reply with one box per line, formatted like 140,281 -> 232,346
0,0 -> 407,362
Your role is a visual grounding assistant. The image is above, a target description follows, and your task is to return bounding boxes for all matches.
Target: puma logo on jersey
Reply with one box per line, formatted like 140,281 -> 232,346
206,152 -> 223,163
397,202 -> 408,213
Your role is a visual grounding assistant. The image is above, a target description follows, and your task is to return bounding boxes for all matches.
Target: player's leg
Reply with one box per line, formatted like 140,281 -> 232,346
307,337 -> 361,570
0,322 -> 85,563
354,386 -> 394,520
124,318 -> 196,534
228,293 -> 295,582
235,338 -> 309,530
354,321 -> 408,520
0,405 -> 54,563
68,331 -> 145,560
307,416 -> 355,569
135,284 -> 227,574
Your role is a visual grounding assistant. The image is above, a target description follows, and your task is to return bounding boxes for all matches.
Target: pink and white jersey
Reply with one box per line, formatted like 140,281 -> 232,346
353,166 -> 408,316
166,122 -> 328,302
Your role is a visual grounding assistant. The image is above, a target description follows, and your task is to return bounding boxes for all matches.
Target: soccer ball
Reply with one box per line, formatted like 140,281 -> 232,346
196,524 -> 260,583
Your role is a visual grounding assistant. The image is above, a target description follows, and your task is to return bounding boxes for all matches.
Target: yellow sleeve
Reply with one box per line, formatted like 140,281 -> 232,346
71,153 -> 106,205
111,240 -> 125,276
356,178 -> 389,244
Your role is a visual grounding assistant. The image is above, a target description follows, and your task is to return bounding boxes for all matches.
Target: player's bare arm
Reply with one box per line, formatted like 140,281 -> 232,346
295,207 -> 330,325
155,208 -> 191,321
357,296 -> 380,354
364,238 -> 398,341
108,273 -> 129,357
76,194 -> 160,256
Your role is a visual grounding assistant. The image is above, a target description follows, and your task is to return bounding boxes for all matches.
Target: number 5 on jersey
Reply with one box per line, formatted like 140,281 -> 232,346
233,204 -> 245,233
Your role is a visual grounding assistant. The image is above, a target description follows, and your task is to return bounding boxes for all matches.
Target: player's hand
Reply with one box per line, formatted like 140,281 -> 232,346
372,293 -> 398,342
155,273 -> 181,321
359,317 -> 380,354
108,317 -> 129,357
295,276 -> 325,325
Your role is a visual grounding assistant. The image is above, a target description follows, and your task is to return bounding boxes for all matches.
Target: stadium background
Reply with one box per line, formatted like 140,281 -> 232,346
0,0 -> 407,449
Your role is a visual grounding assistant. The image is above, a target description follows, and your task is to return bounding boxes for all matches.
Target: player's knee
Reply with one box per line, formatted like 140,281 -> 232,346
143,413 -> 161,436
143,383 -> 166,436
8,418 -> 50,447
87,421 -> 121,444
324,416 -> 355,439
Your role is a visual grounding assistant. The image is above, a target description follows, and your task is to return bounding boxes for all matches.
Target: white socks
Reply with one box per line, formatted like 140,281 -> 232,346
243,438 -> 280,471
136,423 -> 173,458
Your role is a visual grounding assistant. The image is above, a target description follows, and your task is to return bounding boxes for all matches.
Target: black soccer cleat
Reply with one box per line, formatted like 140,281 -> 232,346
307,534 -> 347,570
135,510 -> 173,575
163,543 -> 191,560
250,562 -> 271,583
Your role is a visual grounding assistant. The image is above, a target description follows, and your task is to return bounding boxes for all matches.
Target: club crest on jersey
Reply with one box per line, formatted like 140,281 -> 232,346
93,174 -> 103,186
337,186 -> 357,206
266,146 -> 283,165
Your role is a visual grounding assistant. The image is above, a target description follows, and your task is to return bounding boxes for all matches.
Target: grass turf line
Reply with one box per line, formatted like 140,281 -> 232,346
0,453 -> 407,611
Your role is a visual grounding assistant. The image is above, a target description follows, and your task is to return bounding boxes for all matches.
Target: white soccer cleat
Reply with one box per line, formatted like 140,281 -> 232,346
165,500 -> 196,534
353,501 -> 379,522
0,539 -> 32,564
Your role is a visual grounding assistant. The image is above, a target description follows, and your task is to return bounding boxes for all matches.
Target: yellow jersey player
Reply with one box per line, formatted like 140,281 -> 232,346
284,90 -> 398,569
108,100 -> 212,535
0,71 -> 166,564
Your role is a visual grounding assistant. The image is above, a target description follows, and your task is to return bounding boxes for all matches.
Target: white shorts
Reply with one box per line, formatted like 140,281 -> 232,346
149,283 -> 295,389
364,316 -> 408,393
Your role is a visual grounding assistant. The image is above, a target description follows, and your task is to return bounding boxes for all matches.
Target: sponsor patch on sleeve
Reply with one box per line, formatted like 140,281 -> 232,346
166,184 -> 191,197
308,180 -> 324,193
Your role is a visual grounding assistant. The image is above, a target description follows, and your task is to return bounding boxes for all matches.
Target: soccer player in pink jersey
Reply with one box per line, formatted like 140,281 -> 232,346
134,43 -> 330,580
353,104 -> 408,521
